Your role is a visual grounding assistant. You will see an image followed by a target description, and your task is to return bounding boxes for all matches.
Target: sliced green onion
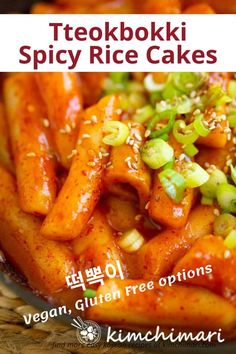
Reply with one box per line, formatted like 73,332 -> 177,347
133,105 -> 155,123
150,91 -> 163,106
118,229 -> 145,253
171,72 -> 205,94
200,168 -> 228,198
156,101 -> 172,113
147,109 -> 176,132
193,114 -> 210,137
183,143 -> 199,157
230,165 -> 236,185
158,133 -> 169,141
159,168 -> 186,203
175,96 -> 193,114
144,74 -> 165,92
150,111 -> 176,139
182,162 -> 209,188
224,230 -> 236,249
119,93 -> 129,110
126,81 -> 144,93
228,111 -> 236,128
173,120 -> 198,144
228,80 -> 236,99
83,288 -> 97,298
128,92 -> 147,110
216,183 -> 236,213
204,84 -> 231,108
156,96 -> 192,115
201,196 -> 214,205
110,72 -> 129,84
162,82 -> 181,100
214,213 -> 236,238
103,121 -> 130,146
163,157 -> 175,170
141,138 -> 174,170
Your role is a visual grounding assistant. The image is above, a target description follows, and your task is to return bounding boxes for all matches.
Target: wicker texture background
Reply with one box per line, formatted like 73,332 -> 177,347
0,281 -> 148,354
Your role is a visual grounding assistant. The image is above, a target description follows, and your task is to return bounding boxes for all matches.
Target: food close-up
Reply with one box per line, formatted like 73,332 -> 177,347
2,69 -> 236,337
1,0 -> 236,352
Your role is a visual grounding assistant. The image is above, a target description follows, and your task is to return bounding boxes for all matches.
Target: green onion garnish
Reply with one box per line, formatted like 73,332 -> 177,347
224,230 -> 236,249
159,168 -> 186,203
216,184 -> 236,213
204,84 -> 231,108
214,213 -> 236,238
181,162 -> 209,188
110,72 -> 129,84
173,120 -> 198,145
141,138 -> 174,170
228,80 -> 236,99
133,105 -> 155,124
201,196 -> 214,205
83,288 -> 97,298
200,168 -> 227,198
228,111 -> 236,128
183,143 -> 199,157
147,109 -> 176,132
163,157 -> 175,170
171,72 -> 205,94
175,96 -> 193,114
230,165 -> 236,185
148,111 -> 176,138
162,82 -> 181,100
103,121 -> 130,146
193,114 -> 210,137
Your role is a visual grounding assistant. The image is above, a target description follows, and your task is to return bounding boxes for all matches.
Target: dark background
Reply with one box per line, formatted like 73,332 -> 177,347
0,0 -> 49,13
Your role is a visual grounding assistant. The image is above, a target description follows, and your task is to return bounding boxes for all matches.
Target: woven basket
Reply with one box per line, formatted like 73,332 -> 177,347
0,280 -> 150,354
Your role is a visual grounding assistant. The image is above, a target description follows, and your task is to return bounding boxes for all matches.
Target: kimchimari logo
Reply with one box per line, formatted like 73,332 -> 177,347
71,316 -> 101,346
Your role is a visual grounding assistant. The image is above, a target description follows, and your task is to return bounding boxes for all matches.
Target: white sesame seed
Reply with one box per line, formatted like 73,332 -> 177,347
213,209 -> 220,216
145,130 -> 151,138
127,160 -> 133,169
129,139 -> 135,146
179,153 -> 186,161
133,147 -> 139,154
84,120 -> 92,125
65,124 -> 72,134
134,155 -> 139,162
67,149 -> 77,159
193,109 -> 201,116
82,134 -> 91,139
42,118 -> 50,128
131,162 -> 138,170
116,109 -> 122,115
71,122 -> 76,129
106,161 -> 112,168
91,115 -> 98,123
26,152 -> 36,157
145,201 -> 150,210
126,136 -> 131,144
224,250 -> 231,259
134,133 -> 142,142
226,159 -> 232,166
134,214 -> 142,221
87,161 -> 96,167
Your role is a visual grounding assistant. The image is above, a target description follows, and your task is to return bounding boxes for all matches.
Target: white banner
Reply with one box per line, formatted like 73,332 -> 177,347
0,14 -> 236,72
